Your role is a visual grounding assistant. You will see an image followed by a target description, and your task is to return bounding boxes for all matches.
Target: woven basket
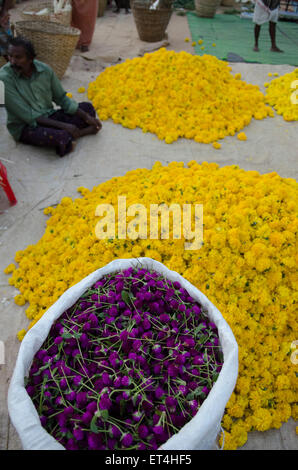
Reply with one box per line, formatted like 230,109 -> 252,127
15,21 -> 80,79
221,0 -> 235,6
98,0 -> 107,17
195,0 -> 221,17
21,1 -> 72,26
132,6 -> 172,42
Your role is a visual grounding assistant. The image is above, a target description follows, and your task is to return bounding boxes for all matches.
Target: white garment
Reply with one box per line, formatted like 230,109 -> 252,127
253,0 -> 279,24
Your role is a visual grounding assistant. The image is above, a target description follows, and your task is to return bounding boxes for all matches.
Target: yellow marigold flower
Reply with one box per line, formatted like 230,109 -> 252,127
235,73 -> 241,80
212,141 -> 221,149
265,69 -> 298,121
273,72 -> 279,77
212,43 -> 216,47
252,408 -> 272,431
87,49 -> 271,145
66,92 -> 73,98
268,72 -> 273,77
4,263 -> 16,274
198,39 -> 203,44
5,161 -> 298,450
14,295 -> 26,306
200,46 -> 205,51
191,41 -> 196,47
184,37 -> 190,42
17,329 -> 26,342
77,86 -> 86,93
237,132 -> 247,141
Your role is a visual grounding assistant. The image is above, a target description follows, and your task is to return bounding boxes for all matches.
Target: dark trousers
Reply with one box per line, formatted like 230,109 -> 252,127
20,102 -> 96,157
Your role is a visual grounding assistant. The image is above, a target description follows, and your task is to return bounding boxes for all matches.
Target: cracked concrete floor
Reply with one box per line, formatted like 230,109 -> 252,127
0,2 -> 297,450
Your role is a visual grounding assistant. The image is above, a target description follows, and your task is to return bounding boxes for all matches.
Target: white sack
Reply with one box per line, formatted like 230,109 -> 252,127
8,257 -> 238,450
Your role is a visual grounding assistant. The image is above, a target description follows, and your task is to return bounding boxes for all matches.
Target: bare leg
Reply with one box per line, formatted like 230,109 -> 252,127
269,22 -> 284,52
77,125 -> 100,138
254,24 -> 261,51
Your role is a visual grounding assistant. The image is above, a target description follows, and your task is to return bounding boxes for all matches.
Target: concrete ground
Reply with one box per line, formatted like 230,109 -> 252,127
0,2 -> 297,450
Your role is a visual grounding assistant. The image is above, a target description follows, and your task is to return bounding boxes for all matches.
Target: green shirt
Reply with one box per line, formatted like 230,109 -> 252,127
0,59 -> 78,141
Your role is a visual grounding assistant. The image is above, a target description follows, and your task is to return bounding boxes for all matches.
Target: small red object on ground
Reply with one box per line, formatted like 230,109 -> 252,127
0,161 -> 17,206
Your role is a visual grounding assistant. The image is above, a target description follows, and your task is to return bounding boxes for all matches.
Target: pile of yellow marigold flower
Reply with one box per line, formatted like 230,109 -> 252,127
5,161 -> 298,450
87,49 -> 274,144
265,68 -> 298,121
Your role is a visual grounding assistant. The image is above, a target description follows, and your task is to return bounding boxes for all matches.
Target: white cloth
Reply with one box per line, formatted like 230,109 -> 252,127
253,0 -> 279,24
7,257 -> 239,450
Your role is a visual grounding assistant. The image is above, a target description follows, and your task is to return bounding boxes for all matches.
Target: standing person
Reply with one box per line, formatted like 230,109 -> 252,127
253,0 -> 284,53
0,37 -> 102,157
71,0 -> 99,52
0,0 -> 11,61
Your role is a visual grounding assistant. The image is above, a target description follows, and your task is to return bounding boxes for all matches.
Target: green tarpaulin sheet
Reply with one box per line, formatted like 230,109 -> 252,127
186,13 -> 298,66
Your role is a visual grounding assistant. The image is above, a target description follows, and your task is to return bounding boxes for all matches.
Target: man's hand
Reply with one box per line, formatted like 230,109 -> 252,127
63,123 -> 82,140
83,114 -> 102,133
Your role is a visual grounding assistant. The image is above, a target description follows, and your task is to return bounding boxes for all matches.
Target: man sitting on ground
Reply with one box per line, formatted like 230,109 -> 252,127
0,37 -> 102,157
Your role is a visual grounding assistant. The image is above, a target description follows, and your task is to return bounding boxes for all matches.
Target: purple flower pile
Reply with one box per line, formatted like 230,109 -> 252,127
25,267 -> 223,450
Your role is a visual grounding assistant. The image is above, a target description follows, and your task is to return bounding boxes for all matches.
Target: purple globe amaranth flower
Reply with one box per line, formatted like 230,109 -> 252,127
65,438 -> 79,450
178,384 -> 188,395
73,427 -> 84,441
138,424 -> 149,439
121,375 -> 131,387
159,313 -> 170,323
81,411 -> 93,425
152,425 -> 164,435
109,306 -> 118,316
192,305 -> 201,315
88,313 -> 99,328
168,364 -> 179,377
110,425 -> 121,438
202,386 -> 210,395
86,401 -> 97,414
76,391 -> 87,407
60,378 -> 67,390
54,336 -> 63,345
66,390 -> 76,401
87,432 -> 102,450
132,411 -> 142,422
40,415 -> 47,426
193,355 -> 205,365
121,433 -> 133,448
153,363 -> 162,375
102,371 -> 111,386
155,386 -> 165,399
132,339 -> 142,351
26,385 -> 35,397
165,396 -> 177,408
99,396 -> 112,410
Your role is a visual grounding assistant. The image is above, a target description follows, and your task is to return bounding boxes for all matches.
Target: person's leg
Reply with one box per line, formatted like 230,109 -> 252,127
51,102 -> 96,130
19,125 -> 73,157
254,24 -> 261,51
269,21 -> 284,52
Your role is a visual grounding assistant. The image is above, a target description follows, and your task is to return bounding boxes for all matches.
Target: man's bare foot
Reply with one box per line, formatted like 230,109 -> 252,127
71,141 -> 77,152
253,45 -> 259,52
271,46 -> 284,53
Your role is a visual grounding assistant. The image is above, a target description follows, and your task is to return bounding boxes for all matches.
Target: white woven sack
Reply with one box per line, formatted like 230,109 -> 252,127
8,257 -> 238,450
